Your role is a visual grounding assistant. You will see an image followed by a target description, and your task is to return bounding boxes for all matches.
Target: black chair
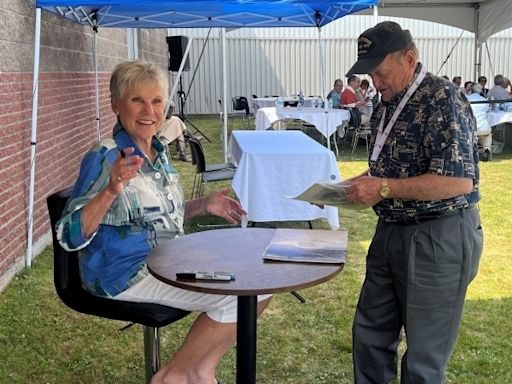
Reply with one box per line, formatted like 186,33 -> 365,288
47,189 -> 190,383
251,94 -> 259,111
188,134 -> 236,173
218,99 -> 240,130
346,108 -> 372,157
188,137 -> 236,198
231,96 -> 254,128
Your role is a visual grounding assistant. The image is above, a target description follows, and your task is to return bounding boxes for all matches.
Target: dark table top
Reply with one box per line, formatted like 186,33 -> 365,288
148,227 -> 343,296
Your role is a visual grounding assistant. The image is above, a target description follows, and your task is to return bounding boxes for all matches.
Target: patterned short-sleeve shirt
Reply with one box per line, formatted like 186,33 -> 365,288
57,124 -> 185,297
369,64 -> 480,222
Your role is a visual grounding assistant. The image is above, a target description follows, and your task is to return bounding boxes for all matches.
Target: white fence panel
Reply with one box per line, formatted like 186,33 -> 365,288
170,17 -> 512,114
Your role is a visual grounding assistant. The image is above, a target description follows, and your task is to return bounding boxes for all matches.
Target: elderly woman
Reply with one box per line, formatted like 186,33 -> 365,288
57,61 -> 272,384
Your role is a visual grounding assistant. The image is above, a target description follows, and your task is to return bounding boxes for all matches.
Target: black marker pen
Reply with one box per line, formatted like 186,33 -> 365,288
176,271 -> 235,281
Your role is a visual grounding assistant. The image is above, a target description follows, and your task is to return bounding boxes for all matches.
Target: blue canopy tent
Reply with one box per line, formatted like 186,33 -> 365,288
27,0 -> 377,266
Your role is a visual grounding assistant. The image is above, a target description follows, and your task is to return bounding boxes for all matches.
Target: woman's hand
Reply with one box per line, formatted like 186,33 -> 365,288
205,188 -> 247,224
107,147 -> 144,196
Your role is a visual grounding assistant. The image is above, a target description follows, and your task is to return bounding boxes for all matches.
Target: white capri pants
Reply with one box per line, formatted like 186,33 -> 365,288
114,273 -> 271,323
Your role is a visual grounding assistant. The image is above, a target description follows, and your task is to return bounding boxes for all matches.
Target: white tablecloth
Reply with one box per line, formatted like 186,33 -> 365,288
227,130 -> 340,229
486,111 -> 512,127
255,107 -> 350,138
254,97 -> 321,109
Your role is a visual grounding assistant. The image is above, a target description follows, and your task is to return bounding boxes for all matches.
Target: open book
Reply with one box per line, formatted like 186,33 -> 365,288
288,181 -> 364,209
263,228 -> 347,264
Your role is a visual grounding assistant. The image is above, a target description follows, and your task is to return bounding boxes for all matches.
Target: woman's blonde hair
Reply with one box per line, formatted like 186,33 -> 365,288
110,61 -> 169,104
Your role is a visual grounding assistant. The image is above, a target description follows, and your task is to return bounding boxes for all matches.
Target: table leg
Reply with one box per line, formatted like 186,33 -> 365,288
237,295 -> 257,384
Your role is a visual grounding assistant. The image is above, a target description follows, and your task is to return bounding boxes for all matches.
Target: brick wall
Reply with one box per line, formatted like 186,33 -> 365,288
0,0 -> 168,291
0,70 -> 116,289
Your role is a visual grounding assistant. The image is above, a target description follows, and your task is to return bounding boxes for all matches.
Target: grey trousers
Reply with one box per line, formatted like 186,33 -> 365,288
353,208 -> 483,384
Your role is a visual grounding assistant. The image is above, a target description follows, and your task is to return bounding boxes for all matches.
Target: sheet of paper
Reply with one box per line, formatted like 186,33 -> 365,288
286,182 -> 364,209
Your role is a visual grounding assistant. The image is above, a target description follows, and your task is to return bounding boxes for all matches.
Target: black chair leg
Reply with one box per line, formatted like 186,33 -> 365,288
144,326 -> 162,383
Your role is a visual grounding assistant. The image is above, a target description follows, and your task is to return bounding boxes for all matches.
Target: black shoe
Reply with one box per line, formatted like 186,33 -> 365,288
481,149 -> 490,162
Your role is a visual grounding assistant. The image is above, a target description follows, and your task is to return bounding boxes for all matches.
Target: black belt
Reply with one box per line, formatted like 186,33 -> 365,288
385,204 -> 477,225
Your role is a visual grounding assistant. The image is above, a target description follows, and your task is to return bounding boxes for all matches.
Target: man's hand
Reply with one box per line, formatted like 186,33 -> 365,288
345,176 -> 382,207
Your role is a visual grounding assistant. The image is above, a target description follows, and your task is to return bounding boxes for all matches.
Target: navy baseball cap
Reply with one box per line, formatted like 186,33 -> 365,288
346,21 -> 413,77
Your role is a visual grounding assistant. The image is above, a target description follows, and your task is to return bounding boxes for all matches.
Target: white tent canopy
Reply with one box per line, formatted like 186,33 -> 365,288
357,0 -> 512,43
356,0 -> 512,79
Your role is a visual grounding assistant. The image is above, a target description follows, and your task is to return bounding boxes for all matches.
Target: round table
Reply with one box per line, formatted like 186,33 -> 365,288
148,227 -> 343,384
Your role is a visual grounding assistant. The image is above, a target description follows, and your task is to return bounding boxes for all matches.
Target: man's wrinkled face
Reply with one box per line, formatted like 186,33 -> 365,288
369,50 -> 416,102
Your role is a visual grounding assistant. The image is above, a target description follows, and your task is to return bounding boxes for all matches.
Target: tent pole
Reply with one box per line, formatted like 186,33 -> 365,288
221,28 -> 228,162
26,7 -> 42,268
317,26 -> 330,150
473,5 -> 481,81
93,24 -> 100,141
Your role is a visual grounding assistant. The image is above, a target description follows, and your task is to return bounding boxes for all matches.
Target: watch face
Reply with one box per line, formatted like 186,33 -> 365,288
380,186 -> 391,198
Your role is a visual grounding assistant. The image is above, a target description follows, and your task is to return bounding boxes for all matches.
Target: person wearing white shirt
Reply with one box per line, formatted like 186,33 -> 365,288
487,74 -> 512,102
467,83 -> 492,161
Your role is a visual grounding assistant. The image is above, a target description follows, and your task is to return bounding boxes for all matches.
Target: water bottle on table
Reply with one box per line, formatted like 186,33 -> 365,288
491,96 -> 499,113
298,90 -> 305,108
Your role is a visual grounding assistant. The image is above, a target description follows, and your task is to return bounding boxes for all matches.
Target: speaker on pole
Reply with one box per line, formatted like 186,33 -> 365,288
167,35 -> 190,72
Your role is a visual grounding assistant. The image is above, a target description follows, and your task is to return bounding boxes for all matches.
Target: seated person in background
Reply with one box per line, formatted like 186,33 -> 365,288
452,76 -> 462,89
463,81 -> 473,96
488,74 -> 512,102
158,115 -> 192,162
360,79 -> 377,117
326,78 -> 344,108
57,60 -> 272,384
478,75 -> 489,97
340,75 -> 370,124
467,83 -> 492,161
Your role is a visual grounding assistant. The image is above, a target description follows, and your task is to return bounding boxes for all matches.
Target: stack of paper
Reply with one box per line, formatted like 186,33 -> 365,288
263,228 -> 347,264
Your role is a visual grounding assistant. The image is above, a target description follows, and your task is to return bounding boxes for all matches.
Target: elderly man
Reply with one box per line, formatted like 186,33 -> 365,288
467,83 -> 492,161
326,78 -> 344,108
344,21 -> 482,384
487,74 -> 512,102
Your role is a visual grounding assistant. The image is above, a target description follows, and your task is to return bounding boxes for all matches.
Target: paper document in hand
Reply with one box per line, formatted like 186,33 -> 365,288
289,182 -> 363,209
263,228 -> 347,264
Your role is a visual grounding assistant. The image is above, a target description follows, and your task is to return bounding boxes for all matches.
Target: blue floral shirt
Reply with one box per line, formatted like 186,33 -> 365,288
57,124 -> 185,297
368,64 -> 480,222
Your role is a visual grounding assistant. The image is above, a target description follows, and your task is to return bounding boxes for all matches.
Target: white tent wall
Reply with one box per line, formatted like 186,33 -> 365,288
174,15 -> 512,115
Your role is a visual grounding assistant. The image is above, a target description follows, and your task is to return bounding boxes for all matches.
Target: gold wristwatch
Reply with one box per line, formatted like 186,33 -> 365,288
379,178 -> 391,199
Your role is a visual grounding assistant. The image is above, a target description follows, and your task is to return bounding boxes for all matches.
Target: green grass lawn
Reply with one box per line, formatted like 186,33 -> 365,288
1,116 -> 511,383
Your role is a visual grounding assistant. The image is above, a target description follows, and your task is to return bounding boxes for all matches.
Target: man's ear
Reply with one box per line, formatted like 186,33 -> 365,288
405,49 -> 417,69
